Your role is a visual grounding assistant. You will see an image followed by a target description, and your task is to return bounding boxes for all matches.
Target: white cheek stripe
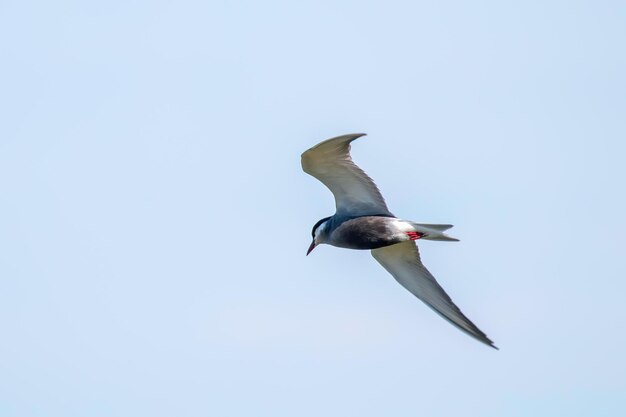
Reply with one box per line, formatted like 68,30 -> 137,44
315,220 -> 329,239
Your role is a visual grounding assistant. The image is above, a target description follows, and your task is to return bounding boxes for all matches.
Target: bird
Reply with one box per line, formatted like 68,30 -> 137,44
302,133 -> 497,349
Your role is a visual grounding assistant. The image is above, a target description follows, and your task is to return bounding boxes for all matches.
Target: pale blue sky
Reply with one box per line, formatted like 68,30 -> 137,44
1,1 -> 625,416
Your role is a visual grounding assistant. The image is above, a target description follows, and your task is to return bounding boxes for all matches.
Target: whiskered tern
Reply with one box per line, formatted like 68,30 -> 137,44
302,133 -> 497,349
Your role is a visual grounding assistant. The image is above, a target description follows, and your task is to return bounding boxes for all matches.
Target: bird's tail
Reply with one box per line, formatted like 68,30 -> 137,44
409,223 -> 459,241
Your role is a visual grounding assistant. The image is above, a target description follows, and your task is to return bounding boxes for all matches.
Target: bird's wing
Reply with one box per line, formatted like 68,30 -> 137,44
371,241 -> 497,349
301,133 -> 393,217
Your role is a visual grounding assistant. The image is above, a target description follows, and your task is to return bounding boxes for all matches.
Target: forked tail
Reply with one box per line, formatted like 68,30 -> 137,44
410,223 -> 459,241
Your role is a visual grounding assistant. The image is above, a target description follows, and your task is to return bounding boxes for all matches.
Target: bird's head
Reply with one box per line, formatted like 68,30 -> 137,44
307,216 -> 331,255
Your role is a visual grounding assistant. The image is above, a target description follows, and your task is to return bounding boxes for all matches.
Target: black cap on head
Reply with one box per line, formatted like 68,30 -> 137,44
311,216 -> 331,237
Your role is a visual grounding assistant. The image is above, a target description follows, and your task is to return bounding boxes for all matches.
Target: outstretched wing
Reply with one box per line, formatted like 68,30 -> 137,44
372,241 -> 497,349
301,133 -> 393,217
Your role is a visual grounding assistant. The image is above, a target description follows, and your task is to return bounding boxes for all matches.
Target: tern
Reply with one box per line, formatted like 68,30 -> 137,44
302,133 -> 497,349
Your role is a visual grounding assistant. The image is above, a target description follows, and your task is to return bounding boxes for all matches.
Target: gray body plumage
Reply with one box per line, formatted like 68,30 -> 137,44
321,215 -> 406,250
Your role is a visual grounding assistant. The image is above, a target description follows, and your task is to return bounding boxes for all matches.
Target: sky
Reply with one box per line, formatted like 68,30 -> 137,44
1,0 -> 625,416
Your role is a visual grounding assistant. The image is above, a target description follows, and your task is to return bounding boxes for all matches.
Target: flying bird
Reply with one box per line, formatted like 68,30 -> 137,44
302,133 -> 497,349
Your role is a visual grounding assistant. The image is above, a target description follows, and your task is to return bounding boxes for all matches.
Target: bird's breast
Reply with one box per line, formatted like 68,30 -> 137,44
328,216 -> 406,250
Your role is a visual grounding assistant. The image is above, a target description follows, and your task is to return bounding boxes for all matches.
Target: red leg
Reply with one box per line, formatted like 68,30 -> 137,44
406,231 -> 424,241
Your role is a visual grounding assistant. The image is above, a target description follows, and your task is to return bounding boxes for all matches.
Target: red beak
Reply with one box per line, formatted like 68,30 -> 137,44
306,240 -> 316,256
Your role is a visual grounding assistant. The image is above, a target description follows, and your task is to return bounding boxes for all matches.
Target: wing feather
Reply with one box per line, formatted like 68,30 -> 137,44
301,133 -> 393,217
372,241 -> 497,349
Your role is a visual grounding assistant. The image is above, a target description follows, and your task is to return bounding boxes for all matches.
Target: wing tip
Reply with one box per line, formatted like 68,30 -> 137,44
334,132 -> 367,140
477,334 -> 498,350
303,132 -> 367,153
301,133 -> 368,170
486,340 -> 499,350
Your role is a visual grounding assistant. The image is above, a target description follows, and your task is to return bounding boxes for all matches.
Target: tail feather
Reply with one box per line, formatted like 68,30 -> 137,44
412,223 -> 454,231
408,222 -> 459,241
425,234 -> 460,242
